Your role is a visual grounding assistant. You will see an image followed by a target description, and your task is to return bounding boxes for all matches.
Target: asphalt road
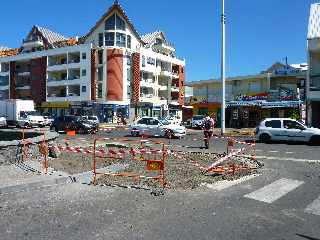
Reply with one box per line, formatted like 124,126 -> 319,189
1,128 -> 320,240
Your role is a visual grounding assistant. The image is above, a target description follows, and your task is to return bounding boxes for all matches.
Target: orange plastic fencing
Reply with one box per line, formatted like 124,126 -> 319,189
92,137 -> 167,190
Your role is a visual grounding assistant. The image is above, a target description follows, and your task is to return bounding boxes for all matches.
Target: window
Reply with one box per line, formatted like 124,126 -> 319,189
82,69 -> 86,76
105,14 -> 115,30
127,35 -> 131,49
148,119 -> 159,125
283,120 -> 304,130
98,83 -> 103,98
98,33 -> 104,47
98,50 -> 103,64
265,120 -> 281,128
98,67 -> 103,81
116,33 -> 126,47
147,57 -> 155,65
137,118 -> 148,125
82,53 -> 86,60
105,32 -> 114,46
142,56 -> 145,67
116,14 -> 125,30
127,56 -> 131,66
82,86 -> 86,92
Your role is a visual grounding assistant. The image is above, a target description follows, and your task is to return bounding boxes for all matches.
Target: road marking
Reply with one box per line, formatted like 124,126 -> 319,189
244,178 -> 304,203
285,152 -> 294,154
202,174 -> 261,191
244,155 -> 320,163
305,196 -> 320,216
269,150 -> 279,153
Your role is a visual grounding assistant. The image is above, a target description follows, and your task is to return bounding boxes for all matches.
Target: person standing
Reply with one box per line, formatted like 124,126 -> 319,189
202,113 -> 215,149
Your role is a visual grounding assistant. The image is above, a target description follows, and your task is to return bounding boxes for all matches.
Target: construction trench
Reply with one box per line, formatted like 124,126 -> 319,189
1,128 -> 263,194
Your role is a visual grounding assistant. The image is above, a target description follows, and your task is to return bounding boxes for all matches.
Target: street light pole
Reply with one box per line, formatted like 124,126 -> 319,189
221,0 -> 226,135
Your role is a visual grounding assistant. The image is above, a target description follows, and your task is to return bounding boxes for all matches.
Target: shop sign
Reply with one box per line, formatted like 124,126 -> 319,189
273,68 -> 301,75
236,93 -> 268,101
41,101 -> 70,108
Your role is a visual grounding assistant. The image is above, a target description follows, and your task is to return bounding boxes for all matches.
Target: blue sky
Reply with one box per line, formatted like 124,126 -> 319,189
0,0 -> 318,81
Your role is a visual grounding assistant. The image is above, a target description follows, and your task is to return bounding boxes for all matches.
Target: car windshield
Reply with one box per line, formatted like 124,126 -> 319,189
159,119 -> 170,125
193,116 -> 204,120
88,116 -> 97,120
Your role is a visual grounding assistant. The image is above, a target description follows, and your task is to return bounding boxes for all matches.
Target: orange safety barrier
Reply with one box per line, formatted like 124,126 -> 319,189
92,137 -> 167,190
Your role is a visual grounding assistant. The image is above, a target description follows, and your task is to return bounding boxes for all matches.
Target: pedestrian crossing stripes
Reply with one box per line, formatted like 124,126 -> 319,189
244,178 -> 304,203
305,196 -> 320,216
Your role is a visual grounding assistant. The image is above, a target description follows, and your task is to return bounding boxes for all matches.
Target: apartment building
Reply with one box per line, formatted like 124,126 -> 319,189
188,62 -> 306,127
0,1 -> 185,122
307,3 -> 320,128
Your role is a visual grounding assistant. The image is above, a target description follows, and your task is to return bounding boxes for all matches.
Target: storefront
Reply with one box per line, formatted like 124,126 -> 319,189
96,104 -> 129,123
227,100 -> 302,128
37,101 -> 70,117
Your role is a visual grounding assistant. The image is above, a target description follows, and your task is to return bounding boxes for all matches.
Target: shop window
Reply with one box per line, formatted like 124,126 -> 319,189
105,32 -> 114,46
265,120 -> 281,128
105,14 -> 115,30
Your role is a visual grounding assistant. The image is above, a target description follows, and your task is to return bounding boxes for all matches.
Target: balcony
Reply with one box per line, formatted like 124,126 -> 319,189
0,89 -> 9,100
68,52 -> 80,64
68,69 -> 80,81
0,76 -> 9,87
153,39 -> 175,54
22,36 -> 44,49
16,79 -> 31,89
171,85 -> 179,92
47,86 -> 67,98
0,63 -> 9,73
48,54 -> 68,67
48,70 -> 68,84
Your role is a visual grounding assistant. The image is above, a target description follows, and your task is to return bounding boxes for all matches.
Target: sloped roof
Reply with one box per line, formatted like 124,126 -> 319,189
52,38 -> 78,48
0,48 -> 21,58
84,1 -> 143,44
308,3 -> 320,39
141,31 -> 165,46
35,25 -> 67,45
0,46 -> 9,51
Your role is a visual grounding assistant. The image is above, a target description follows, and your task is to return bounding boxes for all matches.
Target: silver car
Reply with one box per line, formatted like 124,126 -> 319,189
0,114 -> 7,128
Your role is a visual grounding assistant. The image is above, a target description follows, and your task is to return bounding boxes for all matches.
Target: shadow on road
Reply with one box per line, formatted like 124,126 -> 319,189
296,233 -> 320,240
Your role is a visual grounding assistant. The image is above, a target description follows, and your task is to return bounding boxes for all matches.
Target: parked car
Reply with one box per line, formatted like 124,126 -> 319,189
191,115 -> 205,128
51,115 -> 97,134
43,115 -> 55,126
0,114 -> 7,128
130,117 -> 186,138
81,115 -> 100,127
256,118 -> 320,144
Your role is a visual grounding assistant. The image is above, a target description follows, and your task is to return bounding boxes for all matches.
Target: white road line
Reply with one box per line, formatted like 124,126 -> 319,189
244,178 -> 304,204
305,196 -> 320,216
269,150 -> 279,153
244,155 -> 320,163
285,152 -> 294,154
202,174 -> 261,191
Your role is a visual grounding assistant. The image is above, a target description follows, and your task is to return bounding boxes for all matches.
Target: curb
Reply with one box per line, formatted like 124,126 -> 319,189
0,175 -> 74,195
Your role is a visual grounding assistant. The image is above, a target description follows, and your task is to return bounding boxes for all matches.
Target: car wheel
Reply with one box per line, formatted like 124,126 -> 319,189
259,133 -> 271,143
309,135 -> 320,146
165,130 -> 173,139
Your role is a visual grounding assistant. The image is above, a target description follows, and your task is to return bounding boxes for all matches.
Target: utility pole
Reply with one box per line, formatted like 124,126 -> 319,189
221,0 -> 226,135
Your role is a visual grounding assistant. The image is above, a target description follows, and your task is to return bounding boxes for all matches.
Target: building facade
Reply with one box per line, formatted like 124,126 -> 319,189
188,62 -> 306,127
307,3 -> 320,128
0,1 -> 185,122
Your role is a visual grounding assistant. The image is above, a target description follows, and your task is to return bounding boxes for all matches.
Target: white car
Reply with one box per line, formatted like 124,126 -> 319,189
43,115 -> 54,126
0,114 -> 7,128
162,115 -> 181,125
130,117 -> 186,138
256,118 -> 320,144
191,115 -> 205,128
82,115 -> 100,125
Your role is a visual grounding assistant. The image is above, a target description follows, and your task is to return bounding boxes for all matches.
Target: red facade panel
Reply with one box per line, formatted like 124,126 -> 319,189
30,57 -> 47,104
106,49 -> 123,101
178,65 -> 185,105
132,52 -> 140,104
9,61 -> 16,99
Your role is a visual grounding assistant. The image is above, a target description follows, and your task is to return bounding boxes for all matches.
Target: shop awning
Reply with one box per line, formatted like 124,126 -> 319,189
227,100 -> 303,108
